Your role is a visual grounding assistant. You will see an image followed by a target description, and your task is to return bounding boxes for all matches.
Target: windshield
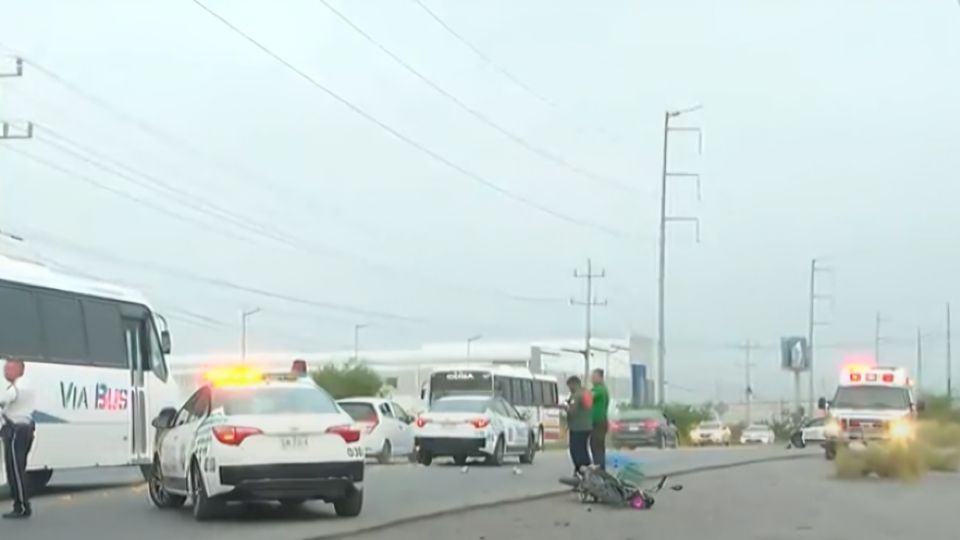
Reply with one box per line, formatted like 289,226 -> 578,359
833,386 -> 911,410
746,425 -> 767,431
430,398 -> 489,413
339,402 -> 377,422
215,387 -> 339,415
429,370 -> 493,401
620,410 -> 662,421
699,422 -> 721,429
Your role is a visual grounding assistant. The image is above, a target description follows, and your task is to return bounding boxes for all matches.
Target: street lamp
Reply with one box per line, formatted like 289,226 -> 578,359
353,324 -> 368,362
466,335 -> 483,359
240,307 -> 261,362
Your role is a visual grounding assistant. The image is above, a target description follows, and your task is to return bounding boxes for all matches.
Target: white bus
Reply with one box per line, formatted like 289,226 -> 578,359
0,254 -> 176,489
424,365 -> 561,448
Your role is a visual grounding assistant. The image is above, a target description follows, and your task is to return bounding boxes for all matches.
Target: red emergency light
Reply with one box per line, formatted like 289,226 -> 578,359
850,373 -> 862,382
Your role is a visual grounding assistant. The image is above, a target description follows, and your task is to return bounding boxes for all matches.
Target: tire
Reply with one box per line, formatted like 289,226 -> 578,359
657,434 -> 666,450
453,455 -> 468,466
26,469 -> 54,491
417,449 -> 433,466
519,435 -> 536,464
333,487 -> 363,517
191,461 -> 221,521
148,459 -> 186,510
377,440 -> 393,465
486,436 -> 505,466
537,427 -> 545,450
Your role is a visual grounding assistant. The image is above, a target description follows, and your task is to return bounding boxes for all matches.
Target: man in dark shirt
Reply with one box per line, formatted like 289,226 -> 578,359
563,376 -> 592,476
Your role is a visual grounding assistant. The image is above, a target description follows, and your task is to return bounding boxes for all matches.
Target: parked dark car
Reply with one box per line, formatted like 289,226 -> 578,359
609,409 -> 679,449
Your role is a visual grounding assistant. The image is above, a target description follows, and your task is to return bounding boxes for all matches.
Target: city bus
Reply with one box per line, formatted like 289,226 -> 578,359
424,365 -> 561,447
0,254 -> 176,489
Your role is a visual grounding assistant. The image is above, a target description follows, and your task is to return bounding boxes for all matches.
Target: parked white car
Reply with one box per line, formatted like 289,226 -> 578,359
690,421 -> 732,446
413,395 -> 536,466
801,417 -> 827,444
740,424 -> 775,445
338,398 -> 417,464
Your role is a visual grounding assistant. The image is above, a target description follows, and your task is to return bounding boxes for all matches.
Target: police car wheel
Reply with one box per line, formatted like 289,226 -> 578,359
333,487 -> 363,517
191,462 -> 222,521
148,460 -> 186,509
377,441 -> 393,465
486,436 -> 505,466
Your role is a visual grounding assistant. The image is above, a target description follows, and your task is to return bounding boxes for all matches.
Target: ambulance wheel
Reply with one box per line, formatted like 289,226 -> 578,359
27,469 -> 53,491
377,440 -> 393,465
486,436 -> 505,466
519,434 -> 536,464
334,487 -> 363,517
191,461 -> 222,521
148,459 -> 185,509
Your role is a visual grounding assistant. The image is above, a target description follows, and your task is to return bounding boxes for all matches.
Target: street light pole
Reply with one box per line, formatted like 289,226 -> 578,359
240,307 -> 261,362
353,324 -> 368,362
466,335 -> 483,359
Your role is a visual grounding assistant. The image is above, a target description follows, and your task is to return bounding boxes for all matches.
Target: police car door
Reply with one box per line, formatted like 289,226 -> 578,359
161,389 -> 208,485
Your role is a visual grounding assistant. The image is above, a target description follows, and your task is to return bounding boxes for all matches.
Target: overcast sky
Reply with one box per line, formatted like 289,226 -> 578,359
1,0 -> 958,403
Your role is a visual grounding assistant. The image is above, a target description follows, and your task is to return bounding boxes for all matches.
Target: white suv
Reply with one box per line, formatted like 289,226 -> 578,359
338,398 -> 417,464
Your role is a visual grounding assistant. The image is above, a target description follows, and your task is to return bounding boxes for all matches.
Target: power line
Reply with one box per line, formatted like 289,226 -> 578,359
408,0 -> 628,146
320,0 -> 639,195
189,0 -> 629,238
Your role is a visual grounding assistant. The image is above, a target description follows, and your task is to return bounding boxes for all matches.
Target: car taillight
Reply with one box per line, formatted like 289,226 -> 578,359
609,421 -> 622,432
644,420 -> 659,429
213,426 -> 262,446
415,417 -> 429,428
326,424 -> 362,443
471,417 -> 490,429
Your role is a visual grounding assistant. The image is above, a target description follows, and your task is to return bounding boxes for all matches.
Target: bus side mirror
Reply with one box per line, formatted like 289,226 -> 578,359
817,397 -> 827,410
917,400 -> 926,413
160,330 -> 172,355
152,407 -> 177,429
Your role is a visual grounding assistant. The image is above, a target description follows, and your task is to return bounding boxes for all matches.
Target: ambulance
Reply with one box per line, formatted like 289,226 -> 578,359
818,365 -> 924,460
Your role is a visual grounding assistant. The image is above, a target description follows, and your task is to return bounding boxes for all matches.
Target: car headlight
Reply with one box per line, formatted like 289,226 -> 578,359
889,419 -> 915,440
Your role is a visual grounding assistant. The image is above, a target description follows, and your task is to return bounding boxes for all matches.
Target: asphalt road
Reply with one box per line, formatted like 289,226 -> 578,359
1,447 -> 810,540
351,457 -> 959,540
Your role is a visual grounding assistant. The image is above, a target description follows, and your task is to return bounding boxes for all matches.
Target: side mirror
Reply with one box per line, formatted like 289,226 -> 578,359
817,397 -> 827,410
152,407 -> 177,429
521,411 -> 532,421
917,400 -> 926,413
160,330 -> 172,355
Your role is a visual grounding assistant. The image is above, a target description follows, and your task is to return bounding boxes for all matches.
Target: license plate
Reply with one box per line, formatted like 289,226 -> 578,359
281,435 -> 308,450
628,426 -> 639,432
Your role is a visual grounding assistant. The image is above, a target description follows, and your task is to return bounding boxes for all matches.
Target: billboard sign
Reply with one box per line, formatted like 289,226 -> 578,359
780,337 -> 810,372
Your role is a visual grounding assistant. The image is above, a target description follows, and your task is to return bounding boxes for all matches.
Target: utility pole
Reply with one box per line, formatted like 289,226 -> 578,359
806,258 -> 832,414
240,307 -> 261,362
657,105 -> 703,406
571,258 -> 607,380
732,340 -> 758,424
466,334 -> 482,359
947,303 -> 953,400
916,327 -> 924,395
353,323 -> 368,362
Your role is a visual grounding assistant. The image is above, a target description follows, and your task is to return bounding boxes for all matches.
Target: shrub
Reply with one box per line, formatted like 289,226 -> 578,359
311,360 -> 384,399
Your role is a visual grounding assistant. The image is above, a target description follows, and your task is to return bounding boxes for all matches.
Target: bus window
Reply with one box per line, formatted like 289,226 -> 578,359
521,379 -> 533,406
82,299 -> 126,368
147,319 -> 169,382
0,284 -> 43,360
533,381 -> 544,405
510,378 -> 523,405
495,376 -> 511,401
38,293 -> 87,363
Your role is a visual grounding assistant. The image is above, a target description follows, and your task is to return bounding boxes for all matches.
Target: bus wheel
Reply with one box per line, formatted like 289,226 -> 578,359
26,469 -> 53,491
537,427 -> 545,450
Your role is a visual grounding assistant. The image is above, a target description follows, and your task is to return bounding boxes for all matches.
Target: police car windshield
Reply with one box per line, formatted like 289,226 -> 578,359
833,386 -> 910,410
216,387 -> 339,415
431,398 -> 489,413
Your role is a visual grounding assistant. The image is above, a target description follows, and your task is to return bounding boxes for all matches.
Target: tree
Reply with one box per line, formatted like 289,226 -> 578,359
311,361 -> 383,399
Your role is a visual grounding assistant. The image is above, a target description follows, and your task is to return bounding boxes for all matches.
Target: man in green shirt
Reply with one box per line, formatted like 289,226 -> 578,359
563,376 -> 592,476
589,368 -> 610,470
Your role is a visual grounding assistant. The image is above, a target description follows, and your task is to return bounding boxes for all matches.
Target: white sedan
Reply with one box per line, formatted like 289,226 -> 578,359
740,424 -> 775,445
337,398 -> 417,464
147,374 -> 365,520
413,395 -> 537,466
690,421 -> 732,446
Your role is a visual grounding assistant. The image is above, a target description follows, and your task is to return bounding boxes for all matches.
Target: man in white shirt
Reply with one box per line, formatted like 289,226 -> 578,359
1,358 -> 35,519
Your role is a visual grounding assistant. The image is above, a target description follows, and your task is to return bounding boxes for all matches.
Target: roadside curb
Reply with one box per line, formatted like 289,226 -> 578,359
303,451 -> 817,540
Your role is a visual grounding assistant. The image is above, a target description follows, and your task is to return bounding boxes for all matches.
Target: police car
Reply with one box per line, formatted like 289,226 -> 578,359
819,365 -> 923,460
146,367 -> 365,520
413,395 -> 536,466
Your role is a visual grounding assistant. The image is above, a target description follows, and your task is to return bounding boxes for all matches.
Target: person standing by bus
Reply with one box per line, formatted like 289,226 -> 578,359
562,376 -> 592,477
1,358 -> 35,519
589,369 -> 610,471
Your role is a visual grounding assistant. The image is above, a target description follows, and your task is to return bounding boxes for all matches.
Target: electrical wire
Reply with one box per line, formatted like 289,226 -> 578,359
189,0 -> 630,238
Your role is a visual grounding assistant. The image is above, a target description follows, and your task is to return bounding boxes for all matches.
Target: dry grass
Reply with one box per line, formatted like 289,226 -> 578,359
834,421 -> 960,480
